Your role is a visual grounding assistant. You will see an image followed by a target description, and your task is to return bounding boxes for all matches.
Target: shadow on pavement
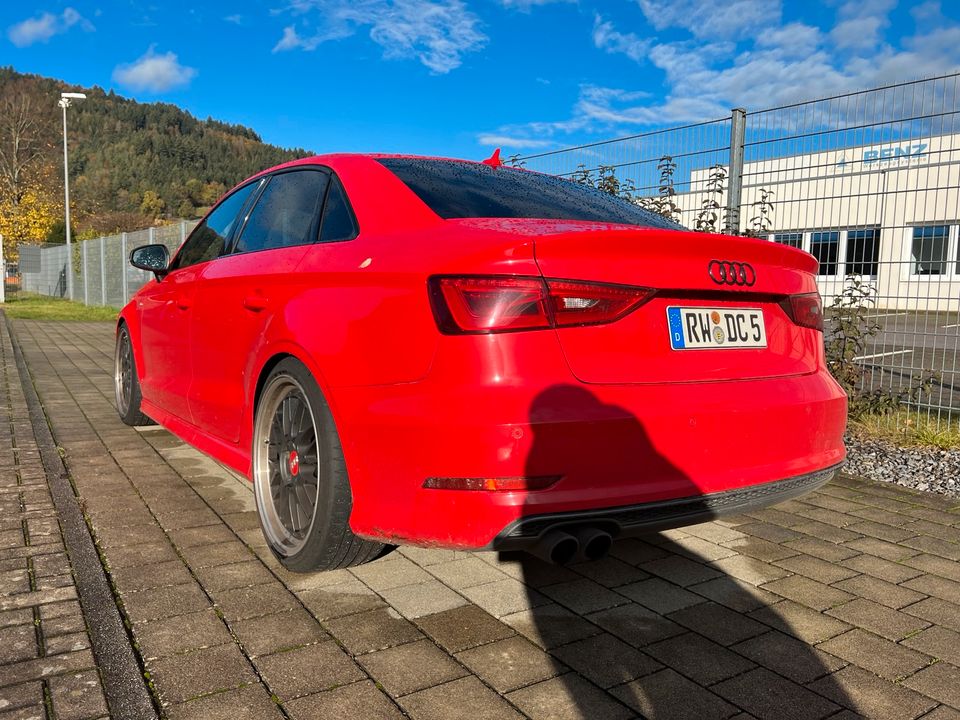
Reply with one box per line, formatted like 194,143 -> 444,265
506,384 -> 854,719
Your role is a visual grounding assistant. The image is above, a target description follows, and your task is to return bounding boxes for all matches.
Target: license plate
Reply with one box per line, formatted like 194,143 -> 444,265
667,306 -> 767,350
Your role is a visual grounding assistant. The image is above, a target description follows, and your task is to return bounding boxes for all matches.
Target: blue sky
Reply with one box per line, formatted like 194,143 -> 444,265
2,0 -> 959,159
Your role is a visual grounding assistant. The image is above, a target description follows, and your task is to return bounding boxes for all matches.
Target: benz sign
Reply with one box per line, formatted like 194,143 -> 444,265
708,260 -> 756,287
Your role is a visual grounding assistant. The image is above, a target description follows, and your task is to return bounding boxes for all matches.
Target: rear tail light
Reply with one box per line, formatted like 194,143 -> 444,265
780,292 -> 823,331
430,276 -> 655,334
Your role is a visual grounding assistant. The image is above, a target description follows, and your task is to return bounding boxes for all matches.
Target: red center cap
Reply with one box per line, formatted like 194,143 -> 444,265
288,450 -> 300,477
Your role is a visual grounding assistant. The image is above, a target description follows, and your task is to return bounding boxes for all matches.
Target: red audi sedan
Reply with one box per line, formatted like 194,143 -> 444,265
116,154 -> 847,571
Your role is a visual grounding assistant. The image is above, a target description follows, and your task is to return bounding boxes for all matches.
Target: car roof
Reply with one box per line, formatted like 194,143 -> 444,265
259,152 -> 485,176
228,153 -> 508,205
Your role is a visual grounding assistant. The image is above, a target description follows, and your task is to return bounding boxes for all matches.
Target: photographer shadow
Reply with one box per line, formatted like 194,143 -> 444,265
498,384 -> 853,719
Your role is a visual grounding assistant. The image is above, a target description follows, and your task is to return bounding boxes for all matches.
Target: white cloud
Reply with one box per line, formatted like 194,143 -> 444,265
830,16 -> 884,50
7,7 -> 92,47
637,0 -> 781,40
499,0 -> 574,11
274,26 -> 306,51
829,0 -> 895,50
837,0 -> 896,19
576,86 -> 724,125
482,0 -> 960,149
224,14 -> 244,25
273,0 -> 486,73
593,14 -> 651,63
755,22 -> 821,58
112,47 -> 197,93
477,134 -> 553,149
911,0 -> 942,24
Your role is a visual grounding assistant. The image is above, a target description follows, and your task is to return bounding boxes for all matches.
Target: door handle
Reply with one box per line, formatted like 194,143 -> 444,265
243,295 -> 269,311
176,298 -> 191,310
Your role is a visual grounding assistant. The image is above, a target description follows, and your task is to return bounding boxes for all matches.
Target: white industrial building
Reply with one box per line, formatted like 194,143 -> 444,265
678,133 -> 960,311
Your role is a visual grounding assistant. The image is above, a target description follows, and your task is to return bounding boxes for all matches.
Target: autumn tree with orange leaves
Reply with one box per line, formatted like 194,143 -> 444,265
0,78 -> 62,262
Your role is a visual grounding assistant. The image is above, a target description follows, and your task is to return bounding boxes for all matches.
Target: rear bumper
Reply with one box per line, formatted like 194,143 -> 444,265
332,358 -> 847,549
491,463 -> 842,550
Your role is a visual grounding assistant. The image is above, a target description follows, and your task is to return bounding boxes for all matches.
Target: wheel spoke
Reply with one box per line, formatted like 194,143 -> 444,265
287,490 -> 302,533
270,471 -> 283,501
281,484 -> 296,531
297,492 -> 311,533
296,423 -> 314,442
294,482 -> 313,515
285,397 -> 296,436
293,400 -> 307,437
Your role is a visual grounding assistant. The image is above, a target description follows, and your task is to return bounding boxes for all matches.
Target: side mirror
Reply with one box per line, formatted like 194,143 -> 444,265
130,244 -> 170,280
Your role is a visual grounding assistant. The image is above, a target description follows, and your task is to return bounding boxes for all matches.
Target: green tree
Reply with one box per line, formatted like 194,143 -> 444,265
0,66 -> 311,235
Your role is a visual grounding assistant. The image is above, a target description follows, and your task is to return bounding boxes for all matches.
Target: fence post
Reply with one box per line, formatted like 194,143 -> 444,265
180,220 -> 186,245
82,240 -> 88,305
0,233 -> 4,306
99,236 -> 106,305
725,108 -> 747,235
149,226 -> 156,245
121,232 -> 128,304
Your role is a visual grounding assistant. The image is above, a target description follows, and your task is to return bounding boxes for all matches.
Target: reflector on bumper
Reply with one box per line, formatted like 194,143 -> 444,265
422,476 -> 561,491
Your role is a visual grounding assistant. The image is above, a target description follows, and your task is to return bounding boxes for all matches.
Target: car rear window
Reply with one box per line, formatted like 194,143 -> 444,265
378,158 -> 682,229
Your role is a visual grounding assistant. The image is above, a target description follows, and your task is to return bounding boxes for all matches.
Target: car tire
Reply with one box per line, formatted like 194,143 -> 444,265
252,358 -> 392,572
114,325 -> 152,427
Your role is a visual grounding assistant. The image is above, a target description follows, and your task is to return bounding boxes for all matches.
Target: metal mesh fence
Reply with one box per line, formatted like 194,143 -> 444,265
517,73 -> 960,429
19,220 -> 197,309
20,244 -> 68,297
740,74 -> 960,427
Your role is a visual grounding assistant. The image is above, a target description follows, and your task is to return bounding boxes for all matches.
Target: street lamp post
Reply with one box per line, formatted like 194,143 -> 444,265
59,91 -> 86,301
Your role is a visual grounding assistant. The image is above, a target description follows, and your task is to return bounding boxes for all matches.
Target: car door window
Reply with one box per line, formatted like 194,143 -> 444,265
169,181 -> 260,270
233,170 -> 329,254
319,175 -> 359,243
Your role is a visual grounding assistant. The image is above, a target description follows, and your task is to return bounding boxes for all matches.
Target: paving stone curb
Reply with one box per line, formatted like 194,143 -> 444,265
4,312 -> 158,720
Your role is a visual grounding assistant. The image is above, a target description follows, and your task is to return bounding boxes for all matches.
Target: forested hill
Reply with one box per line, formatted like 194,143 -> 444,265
0,67 -> 311,241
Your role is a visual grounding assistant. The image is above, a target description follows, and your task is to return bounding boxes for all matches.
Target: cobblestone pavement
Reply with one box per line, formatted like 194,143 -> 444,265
8,317 -> 960,720
0,319 -> 109,720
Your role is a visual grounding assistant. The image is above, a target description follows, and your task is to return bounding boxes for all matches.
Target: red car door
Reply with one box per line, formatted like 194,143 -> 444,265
136,181 -> 261,425
135,264 -> 198,421
187,168 -> 331,444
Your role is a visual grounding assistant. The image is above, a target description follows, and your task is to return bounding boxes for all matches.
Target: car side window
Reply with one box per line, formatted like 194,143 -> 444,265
319,175 -> 358,243
169,181 -> 259,270
233,170 -> 329,254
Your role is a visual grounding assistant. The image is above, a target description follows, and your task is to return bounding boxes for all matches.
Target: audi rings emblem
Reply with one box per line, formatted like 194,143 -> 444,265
708,260 -> 756,286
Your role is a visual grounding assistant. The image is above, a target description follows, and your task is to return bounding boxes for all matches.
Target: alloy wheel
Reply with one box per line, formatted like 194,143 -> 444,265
253,375 -> 321,556
114,330 -> 134,415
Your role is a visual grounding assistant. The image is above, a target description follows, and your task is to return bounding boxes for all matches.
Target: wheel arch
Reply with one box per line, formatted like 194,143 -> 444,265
252,352 -> 294,412
115,311 -> 146,383
245,344 -> 344,447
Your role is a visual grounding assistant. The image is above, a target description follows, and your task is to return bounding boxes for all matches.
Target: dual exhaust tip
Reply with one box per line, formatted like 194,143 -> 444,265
530,526 -> 613,565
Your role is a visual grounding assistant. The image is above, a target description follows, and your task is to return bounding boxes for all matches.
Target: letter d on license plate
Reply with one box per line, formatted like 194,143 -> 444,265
667,306 -> 767,350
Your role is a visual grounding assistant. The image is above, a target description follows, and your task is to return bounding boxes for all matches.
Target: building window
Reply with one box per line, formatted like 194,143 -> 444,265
810,231 -> 840,276
773,232 -> 803,249
912,225 -> 949,275
845,228 -> 880,277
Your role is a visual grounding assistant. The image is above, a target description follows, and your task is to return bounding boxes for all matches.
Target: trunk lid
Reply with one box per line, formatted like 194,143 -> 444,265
454,219 -> 822,385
